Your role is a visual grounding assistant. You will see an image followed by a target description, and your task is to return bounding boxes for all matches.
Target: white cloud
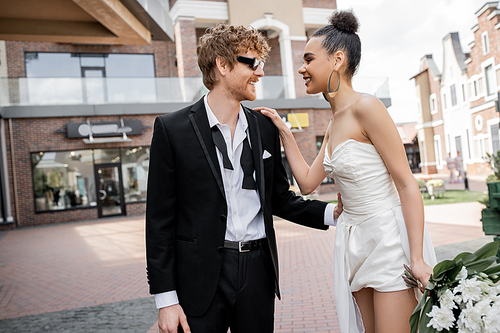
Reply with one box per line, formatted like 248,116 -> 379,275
336,0 -> 486,123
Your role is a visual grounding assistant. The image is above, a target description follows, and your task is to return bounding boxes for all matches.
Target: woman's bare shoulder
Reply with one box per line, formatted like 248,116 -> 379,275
351,93 -> 388,120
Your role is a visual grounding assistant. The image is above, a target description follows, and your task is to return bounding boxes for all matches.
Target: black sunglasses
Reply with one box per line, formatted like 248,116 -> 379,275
236,56 -> 265,71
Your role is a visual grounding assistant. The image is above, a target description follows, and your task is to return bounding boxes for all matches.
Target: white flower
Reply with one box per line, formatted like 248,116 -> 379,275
473,299 -> 491,314
484,304 -> 500,333
457,321 -> 474,333
439,289 -> 458,310
427,305 -> 455,331
456,266 -> 468,281
458,304 -> 483,332
454,277 -> 483,303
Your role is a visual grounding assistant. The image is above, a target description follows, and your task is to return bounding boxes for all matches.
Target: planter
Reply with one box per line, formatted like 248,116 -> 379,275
427,185 -> 445,200
481,208 -> 500,235
487,181 -> 500,209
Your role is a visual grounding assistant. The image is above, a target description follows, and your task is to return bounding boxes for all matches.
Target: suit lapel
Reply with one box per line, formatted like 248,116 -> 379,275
189,99 -> 225,199
244,107 -> 265,206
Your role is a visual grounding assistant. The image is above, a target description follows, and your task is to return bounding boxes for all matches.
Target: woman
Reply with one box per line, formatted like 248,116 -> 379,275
256,10 -> 437,333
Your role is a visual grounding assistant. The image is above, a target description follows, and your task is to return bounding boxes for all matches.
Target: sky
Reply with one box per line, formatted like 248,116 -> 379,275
336,0 -> 488,124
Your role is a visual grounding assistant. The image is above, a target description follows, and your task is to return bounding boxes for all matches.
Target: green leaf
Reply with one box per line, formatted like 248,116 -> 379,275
433,260 -> 457,279
419,297 -> 435,333
466,256 -> 498,275
454,252 -> 476,265
483,263 -> 500,275
425,280 -> 436,291
473,241 -> 500,260
410,290 -> 428,333
484,264 -> 500,283
447,260 -> 464,281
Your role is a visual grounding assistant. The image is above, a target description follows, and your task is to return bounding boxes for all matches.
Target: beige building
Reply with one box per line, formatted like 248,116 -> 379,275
412,1 -> 500,175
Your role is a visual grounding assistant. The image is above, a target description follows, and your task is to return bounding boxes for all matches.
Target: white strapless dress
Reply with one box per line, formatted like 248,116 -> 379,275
323,139 -> 437,333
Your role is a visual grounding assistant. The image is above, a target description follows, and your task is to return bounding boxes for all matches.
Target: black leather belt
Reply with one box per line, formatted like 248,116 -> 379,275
223,238 -> 267,252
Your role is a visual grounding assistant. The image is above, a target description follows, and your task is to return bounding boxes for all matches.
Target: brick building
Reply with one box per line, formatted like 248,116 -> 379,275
0,0 -> 391,228
413,1 -> 500,175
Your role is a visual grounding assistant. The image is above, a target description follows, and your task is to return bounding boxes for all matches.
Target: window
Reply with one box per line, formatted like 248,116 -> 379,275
31,150 -> 96,212
434,135 -> 443,168
462,84 -> 466,102
429,94 -> 437,114
466,129 -> 471,159
492,124 -> 500,154
316,136 -> 334,184
482,31 -> 490,55
443,93 -> 447,109
455,136 -> 462,157
31,147 -> 150,213
450,84 -> 457,106
121,147 -> 150,203
485,65 -> 496,96
25,52 -> 155,78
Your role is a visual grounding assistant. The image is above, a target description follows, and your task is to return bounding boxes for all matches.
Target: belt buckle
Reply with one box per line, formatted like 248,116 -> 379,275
239,242 -> 251,253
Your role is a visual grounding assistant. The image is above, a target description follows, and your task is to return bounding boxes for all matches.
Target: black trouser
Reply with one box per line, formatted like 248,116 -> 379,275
182,245 -> 275,333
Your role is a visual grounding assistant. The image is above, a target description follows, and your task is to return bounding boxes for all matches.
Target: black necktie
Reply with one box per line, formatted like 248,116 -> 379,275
211,126 -> 233,170
240,137 -> 257,190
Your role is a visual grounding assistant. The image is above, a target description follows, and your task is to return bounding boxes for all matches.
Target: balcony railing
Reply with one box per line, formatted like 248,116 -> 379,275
0,76 -> 390,108
0,76 -> 289,107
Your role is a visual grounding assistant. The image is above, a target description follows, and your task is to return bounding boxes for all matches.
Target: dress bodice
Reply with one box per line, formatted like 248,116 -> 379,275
323,139 -> 400,226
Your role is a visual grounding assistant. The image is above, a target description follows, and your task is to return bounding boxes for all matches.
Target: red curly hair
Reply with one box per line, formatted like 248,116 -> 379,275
197,23 -> 270,90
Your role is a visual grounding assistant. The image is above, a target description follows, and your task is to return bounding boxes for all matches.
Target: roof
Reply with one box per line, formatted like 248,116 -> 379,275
396,122 -> 418,144
449,32 -> 467,72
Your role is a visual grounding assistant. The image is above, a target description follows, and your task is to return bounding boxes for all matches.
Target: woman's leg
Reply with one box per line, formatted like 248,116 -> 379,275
373,289 -> 417,333
353,288 -> 374,333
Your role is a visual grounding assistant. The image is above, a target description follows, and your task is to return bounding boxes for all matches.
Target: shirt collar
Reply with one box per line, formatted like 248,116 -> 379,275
203,94 -> 248,132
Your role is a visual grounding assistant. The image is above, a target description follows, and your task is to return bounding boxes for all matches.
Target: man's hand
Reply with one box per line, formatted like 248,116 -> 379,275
334,193 -> 343,220
158,304 -> 191,333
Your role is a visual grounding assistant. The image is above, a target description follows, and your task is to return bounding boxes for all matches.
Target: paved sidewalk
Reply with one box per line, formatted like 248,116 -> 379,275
0,174 -> 495,332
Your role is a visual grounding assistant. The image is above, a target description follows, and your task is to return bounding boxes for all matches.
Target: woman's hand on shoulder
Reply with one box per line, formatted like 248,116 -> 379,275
255,107 -> 290,133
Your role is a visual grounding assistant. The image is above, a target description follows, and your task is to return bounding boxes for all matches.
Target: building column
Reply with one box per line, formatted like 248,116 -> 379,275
291,39 -> 308,98
0,119 -> 14,223
249,15 -> 298,99
174,17 -> 198,78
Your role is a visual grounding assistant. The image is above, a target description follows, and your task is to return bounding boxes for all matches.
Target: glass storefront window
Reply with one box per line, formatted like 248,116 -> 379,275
31,147 -> 149,213
93,149 -> 120,164
120,147 -> 150,202
31,150 -> 96,212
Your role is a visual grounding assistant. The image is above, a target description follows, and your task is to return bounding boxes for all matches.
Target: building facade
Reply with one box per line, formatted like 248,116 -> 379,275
413,1 -> 500,175
0,0 -> 392,228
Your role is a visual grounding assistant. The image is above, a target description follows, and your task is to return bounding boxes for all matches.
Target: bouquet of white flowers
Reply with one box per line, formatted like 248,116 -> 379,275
407,241 -> 500,333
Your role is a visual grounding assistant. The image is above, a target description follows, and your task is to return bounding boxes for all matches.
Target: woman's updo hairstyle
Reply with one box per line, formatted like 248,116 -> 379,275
312,9 -> 361,79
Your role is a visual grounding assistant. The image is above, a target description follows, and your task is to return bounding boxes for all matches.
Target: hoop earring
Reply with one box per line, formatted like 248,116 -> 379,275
327,69 -> 340,98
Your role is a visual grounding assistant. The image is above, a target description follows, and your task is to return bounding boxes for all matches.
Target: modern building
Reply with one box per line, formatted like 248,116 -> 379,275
412,1 -> 500,175
0,0 -> 391,228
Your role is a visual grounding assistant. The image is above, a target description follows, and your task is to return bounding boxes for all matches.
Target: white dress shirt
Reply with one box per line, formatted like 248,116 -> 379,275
154,95 -> 336,309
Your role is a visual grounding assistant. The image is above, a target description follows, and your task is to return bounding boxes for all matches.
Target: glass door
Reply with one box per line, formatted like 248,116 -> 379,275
94,163 -> 126,218
82,67 -> 107,103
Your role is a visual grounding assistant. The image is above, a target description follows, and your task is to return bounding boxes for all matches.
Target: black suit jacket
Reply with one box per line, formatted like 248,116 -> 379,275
146,97 -> 328,316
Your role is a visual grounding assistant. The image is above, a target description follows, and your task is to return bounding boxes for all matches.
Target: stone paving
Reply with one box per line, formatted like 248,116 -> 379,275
0,173 -> 494,332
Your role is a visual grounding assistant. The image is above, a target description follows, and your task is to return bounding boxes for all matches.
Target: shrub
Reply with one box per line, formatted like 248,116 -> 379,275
426,179 -> 444,187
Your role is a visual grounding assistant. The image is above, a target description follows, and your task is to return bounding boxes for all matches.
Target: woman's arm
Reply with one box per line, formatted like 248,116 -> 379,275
256,107 -> 329,194
352,96 -> 433,287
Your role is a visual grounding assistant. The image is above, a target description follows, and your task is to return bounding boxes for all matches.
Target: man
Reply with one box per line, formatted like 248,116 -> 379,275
455,151 -> 464,182
146,23 -> 339,333
446,153 -> 456,184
